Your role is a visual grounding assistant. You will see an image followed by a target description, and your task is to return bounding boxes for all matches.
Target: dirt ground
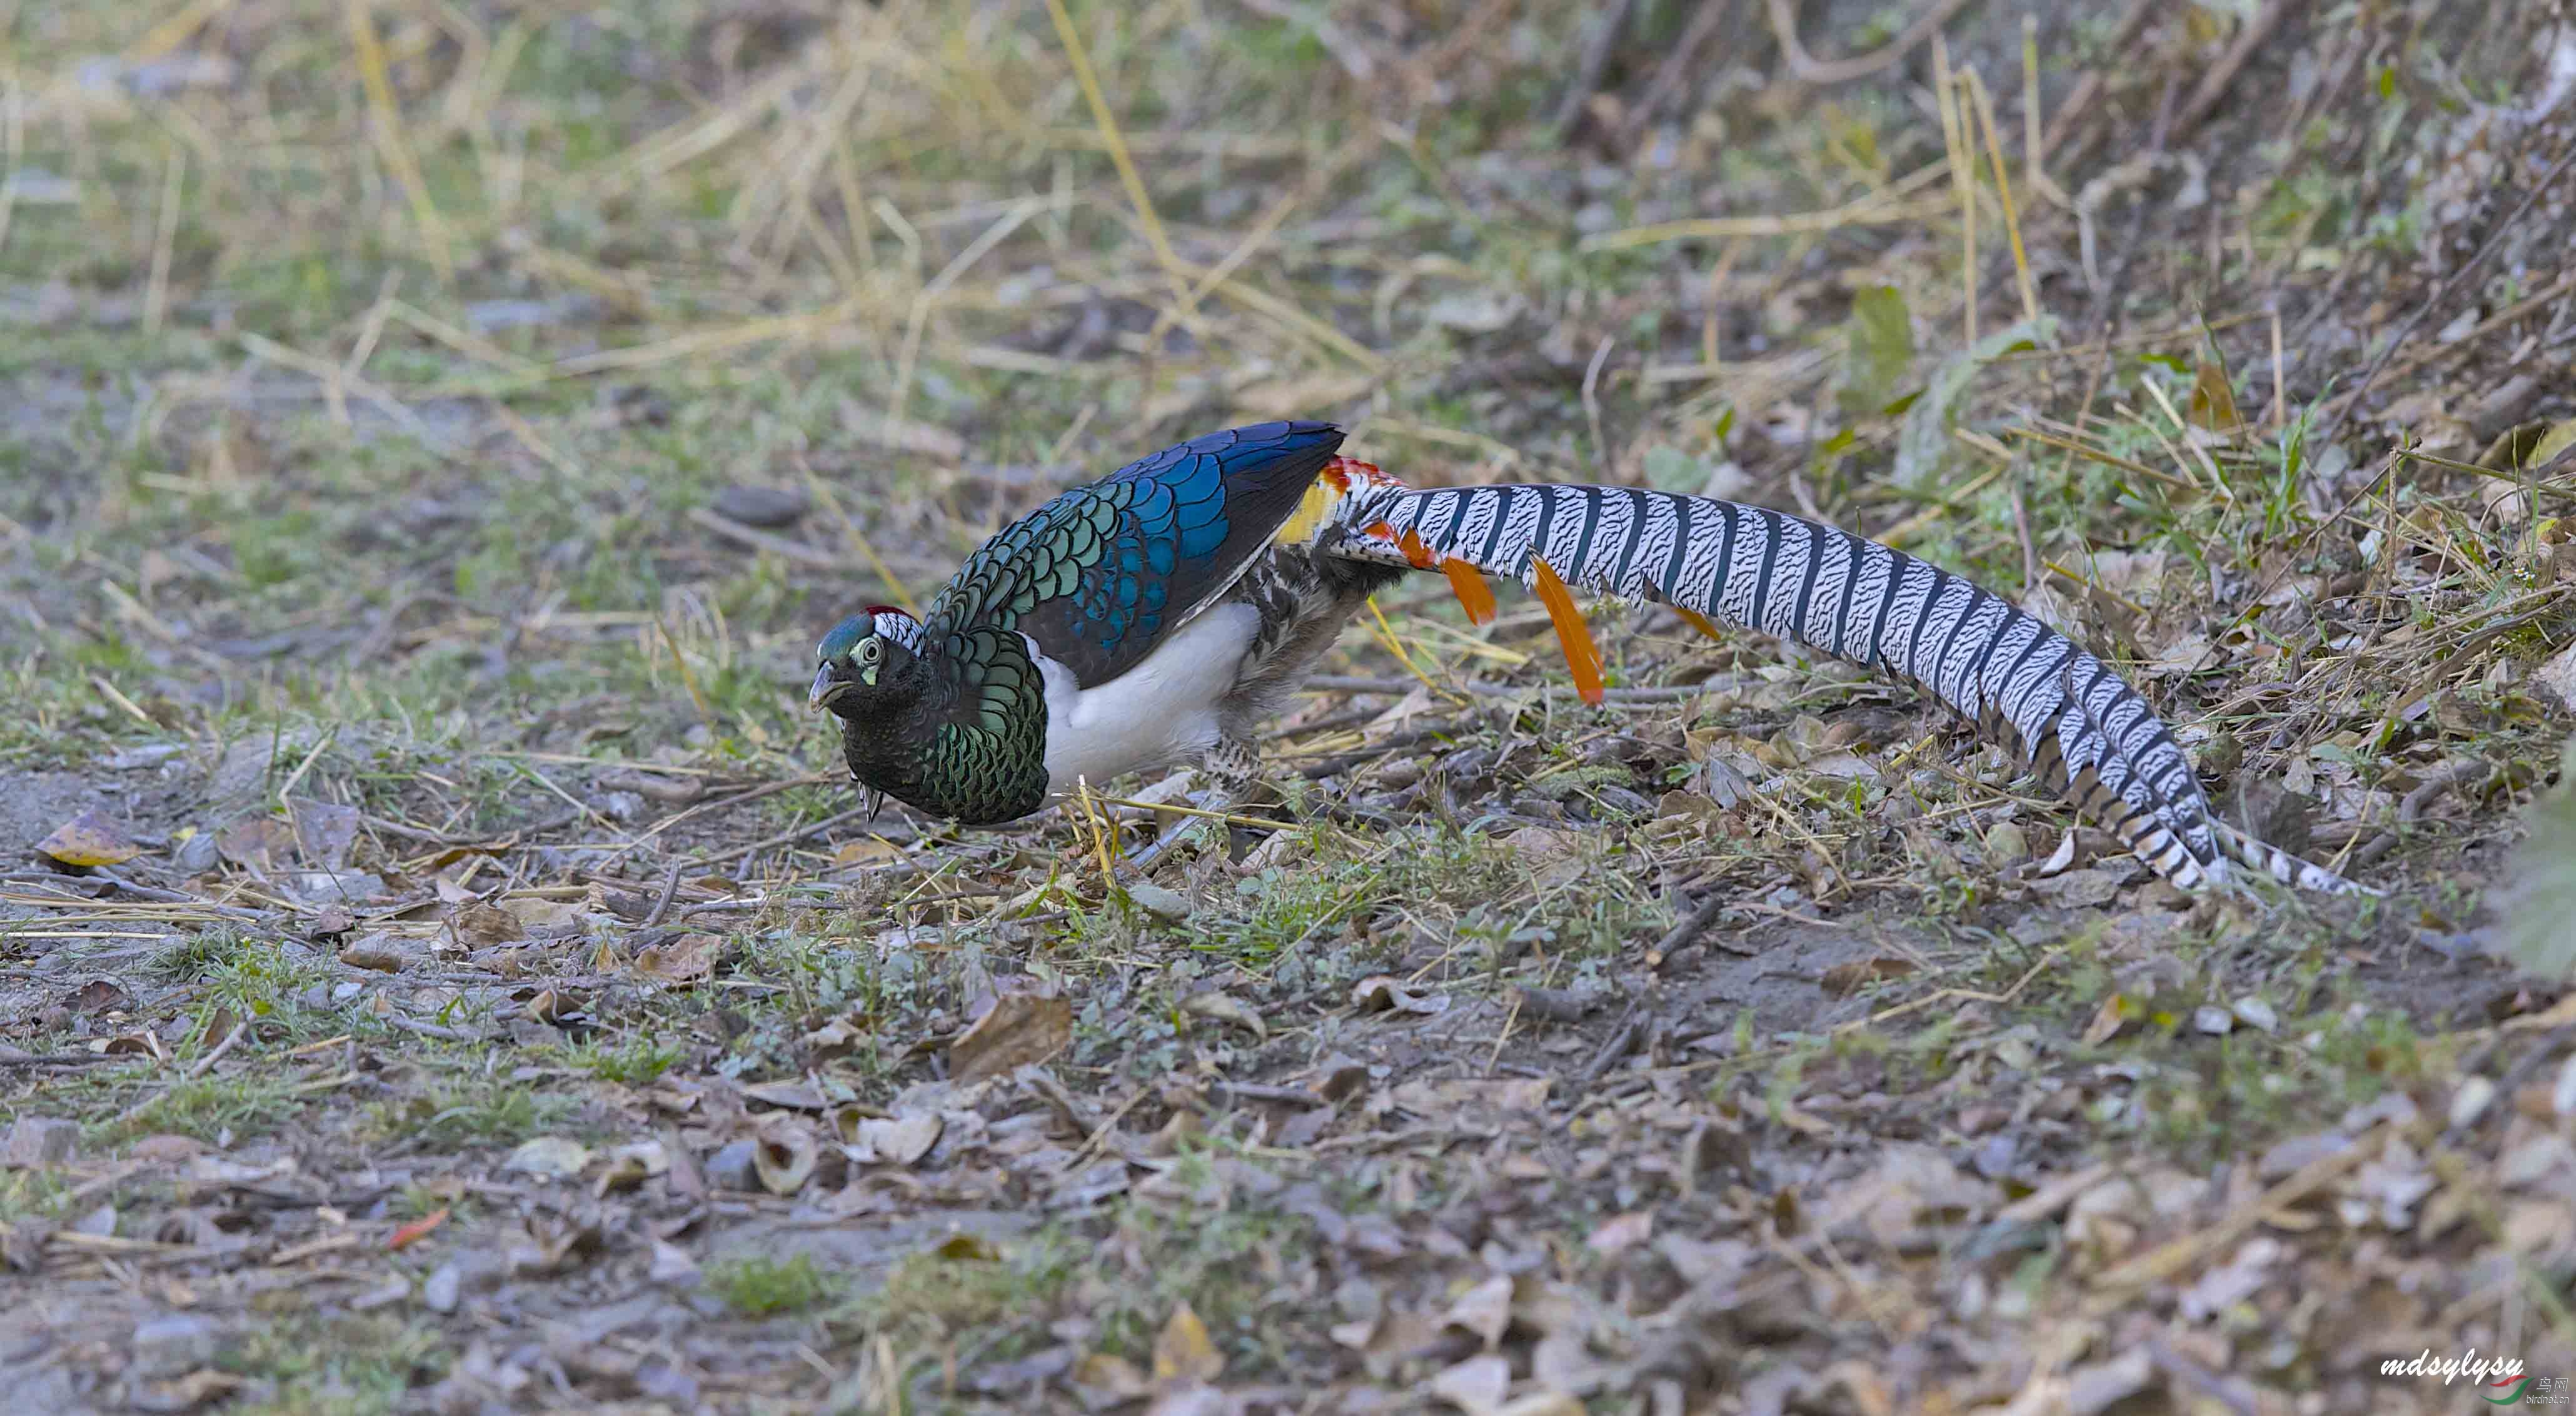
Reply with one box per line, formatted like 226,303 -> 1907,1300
4,1 -> 2575,1412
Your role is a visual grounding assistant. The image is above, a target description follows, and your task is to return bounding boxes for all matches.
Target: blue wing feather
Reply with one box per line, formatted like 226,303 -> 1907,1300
920,422 -> 1343,689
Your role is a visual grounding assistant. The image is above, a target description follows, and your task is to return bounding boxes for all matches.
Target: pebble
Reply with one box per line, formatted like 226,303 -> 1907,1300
1124,881 -> 1192,922
170,831 -> 220,875
129,1314 -> 221,1378
711,484 -> 810,528
421,1262 -> 462,1313
3,1116 -> 80,1169
704,1139 -> 761,1193
2448,1075 -> 2497,1130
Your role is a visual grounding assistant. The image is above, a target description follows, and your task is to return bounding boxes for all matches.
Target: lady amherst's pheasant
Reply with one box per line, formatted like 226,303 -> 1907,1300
810,421 -> 2371,896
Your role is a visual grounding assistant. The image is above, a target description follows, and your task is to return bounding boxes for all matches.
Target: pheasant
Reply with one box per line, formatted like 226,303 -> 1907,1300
809,421 -> 2372,896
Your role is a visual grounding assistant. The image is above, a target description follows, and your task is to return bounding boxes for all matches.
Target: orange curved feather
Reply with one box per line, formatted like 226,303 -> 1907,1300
1529,557 -> 1604,705
1674,607 -> 1727,644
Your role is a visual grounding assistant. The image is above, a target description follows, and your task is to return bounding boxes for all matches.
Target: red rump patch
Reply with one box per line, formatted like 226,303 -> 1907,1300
863,605 -> 905,618
1322,455 -> 1389,491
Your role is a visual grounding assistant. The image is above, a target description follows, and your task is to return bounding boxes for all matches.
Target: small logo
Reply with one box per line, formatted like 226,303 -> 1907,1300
2487,1375 -> 2572,1406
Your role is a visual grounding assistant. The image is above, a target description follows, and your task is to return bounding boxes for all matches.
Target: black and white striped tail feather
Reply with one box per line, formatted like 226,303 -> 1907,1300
1318,478 -> 2374,898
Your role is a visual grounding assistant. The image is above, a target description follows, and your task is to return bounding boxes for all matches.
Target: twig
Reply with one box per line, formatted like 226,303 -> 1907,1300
1297,724 -> 1459,780
687,505 -> 844,570
381,1014 -> 473,1042
0,1051 -> 128,1070
1579,1002 -> 1649,1087
2171,0 -> 2303,141
1652,890 -> 1733,961
693,805 -> 910,869
641,861 -> 685,929
1616,0 -> 1738,143
1766,0 -> 1975,86
1210,1080 -> 1332,1109
185,1021 -> 247,1081
1511,986 -> 1604,1023
1551,0 -> 1639,137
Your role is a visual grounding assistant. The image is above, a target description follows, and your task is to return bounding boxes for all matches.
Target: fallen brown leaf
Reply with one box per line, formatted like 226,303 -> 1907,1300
35,809 -> 143,868
950,989 -> 1072,1084
635,932 -> 718,984
1151,1300 -> 1224,1384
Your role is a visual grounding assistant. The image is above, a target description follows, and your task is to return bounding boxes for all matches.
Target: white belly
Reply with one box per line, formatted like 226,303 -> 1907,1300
1035,602 -> 1255,799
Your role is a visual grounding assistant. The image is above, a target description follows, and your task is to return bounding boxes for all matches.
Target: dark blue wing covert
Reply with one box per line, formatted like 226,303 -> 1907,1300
922,421 -> 1343,690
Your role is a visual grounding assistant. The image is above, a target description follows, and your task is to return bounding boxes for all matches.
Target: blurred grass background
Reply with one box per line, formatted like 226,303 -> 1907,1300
0,0 -> 2564,806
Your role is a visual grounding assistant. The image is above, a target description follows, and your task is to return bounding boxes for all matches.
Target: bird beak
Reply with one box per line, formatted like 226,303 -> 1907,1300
808,664 -> 847,711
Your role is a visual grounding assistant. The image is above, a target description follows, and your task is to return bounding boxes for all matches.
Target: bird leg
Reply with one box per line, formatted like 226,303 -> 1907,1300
1125,737 -> 1267,876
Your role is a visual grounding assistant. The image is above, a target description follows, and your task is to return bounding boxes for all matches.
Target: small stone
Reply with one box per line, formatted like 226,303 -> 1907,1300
2498,1135 -> 2576,1190
2257,1131 -> 2349,1180
711,484 -> 810,528
703,1139 -> 760,1193
2065,1348 -> 2156,1416
104,744 -> 182,771
293,871 -> 386,904
2555,1054 -> 2576,1117
1124,880 -> 1191,922
171,831 -> 219,874
130,1313 -> 221,1378
2192,1006 -> 2233,1036
421,1262 -> 462,1313
3,1116 -> 81,1170
2449,1076 -> 2497,1130
1983,821 -> 2030,866
648,1240 -> 700,1286
2231,997 -> 2279,1033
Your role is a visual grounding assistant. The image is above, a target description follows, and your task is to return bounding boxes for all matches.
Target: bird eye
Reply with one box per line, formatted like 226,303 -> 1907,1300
858,637 -> 881,664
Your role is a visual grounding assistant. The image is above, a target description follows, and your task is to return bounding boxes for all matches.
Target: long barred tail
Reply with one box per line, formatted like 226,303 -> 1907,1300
1297,460 -> 2373,898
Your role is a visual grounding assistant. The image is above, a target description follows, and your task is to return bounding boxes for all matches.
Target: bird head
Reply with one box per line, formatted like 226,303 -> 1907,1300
810,607 -> 927,719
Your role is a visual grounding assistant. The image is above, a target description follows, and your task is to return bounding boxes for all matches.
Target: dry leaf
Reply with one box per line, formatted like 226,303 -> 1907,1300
1352,975 -> 1450,1016
286,796 -> 360,871
2081,994 -> 2131,1046
635,933 -> 718,984
501,896 -> 584,930
848,1113 -> 943,1166
1180,990 -> 1266,1040
1819,957 -> 1915,997
740,1080 -> 828,1111
449,902 -> 524,947
2187,360 -> 2242,432
1152,1300 -> 1224,1384
214,816 -> 293,871
752,1120 -> 818,1195
502,1136 -> 591,1180
833,837 -> 901,867
1393,1078 -> 1550,1115
338,934 -> 408,973
1072,1353 -> 1152,1401
1585,1210 -> 1654,1255
950,989 -> 1072,1084
1428,1353 -> 1512,1416
35,809 -> 143,868
1443,1273 -> 1514,1348
595,1141 -> 671,1196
